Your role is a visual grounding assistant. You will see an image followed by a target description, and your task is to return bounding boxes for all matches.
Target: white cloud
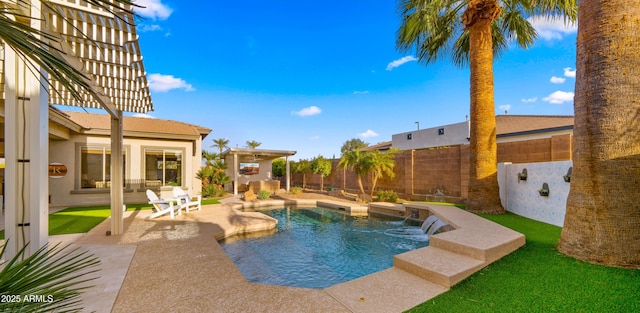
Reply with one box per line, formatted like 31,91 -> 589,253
292,106 -> 322,117
138,24 -> 162,32
148,74 -> 195,92
543,91 -> 574,104
550,76 -> 566,84
528,15 -> 577,40
498,104 -> 512,112
310,135 -> 320,140
522,97 -> 538,103
132,113 -> 157,119
386,56 -> 417,71
563,67 -> 576,78
353,90 -> 369,95
134,0 -> 173,20
359,129 -> 378,138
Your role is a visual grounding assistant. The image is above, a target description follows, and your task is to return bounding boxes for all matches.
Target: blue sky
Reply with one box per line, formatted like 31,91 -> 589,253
66,0 -> 578,161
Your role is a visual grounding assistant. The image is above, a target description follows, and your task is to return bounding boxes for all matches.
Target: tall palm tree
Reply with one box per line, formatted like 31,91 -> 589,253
396,0 -> 576,213
245,140 -> 261,149
558,0 -> 640,269
212,138 -> 230,154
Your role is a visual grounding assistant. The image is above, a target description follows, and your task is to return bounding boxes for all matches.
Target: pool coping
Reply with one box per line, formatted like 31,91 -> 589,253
69,198 -> 524,313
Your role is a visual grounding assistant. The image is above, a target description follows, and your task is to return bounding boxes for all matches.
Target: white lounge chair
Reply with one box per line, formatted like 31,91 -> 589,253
172,187 -> 202,213
146,189 -> 181,219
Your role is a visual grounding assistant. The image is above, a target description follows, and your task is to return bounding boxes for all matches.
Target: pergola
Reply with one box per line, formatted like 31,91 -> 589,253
221,148 -> 296,195
3,0 -> 152,258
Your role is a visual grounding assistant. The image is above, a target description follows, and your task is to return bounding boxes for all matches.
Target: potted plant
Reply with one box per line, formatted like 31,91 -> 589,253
563,173 -> 571,183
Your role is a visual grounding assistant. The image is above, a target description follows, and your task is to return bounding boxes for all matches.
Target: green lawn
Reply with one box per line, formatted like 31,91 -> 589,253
1,198 -> 221,239
408,212 -> 640,312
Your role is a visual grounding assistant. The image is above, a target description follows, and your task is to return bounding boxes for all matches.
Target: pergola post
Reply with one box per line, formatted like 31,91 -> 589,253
3,0 -> 49,259
233,153 -> 239,195
285,156 -> 291,192
110,111 -> 124,235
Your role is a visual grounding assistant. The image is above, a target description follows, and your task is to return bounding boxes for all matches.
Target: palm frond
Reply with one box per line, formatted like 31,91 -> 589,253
0,241 -> 101,313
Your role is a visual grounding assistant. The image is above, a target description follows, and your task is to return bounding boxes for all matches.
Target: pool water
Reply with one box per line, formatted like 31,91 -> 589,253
219,207 -> 430,289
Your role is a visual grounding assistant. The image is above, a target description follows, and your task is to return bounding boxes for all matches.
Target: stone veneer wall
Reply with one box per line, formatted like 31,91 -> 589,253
498,161 -> 573,227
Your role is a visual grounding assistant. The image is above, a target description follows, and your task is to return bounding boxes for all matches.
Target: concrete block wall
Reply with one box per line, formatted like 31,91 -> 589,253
498,161 -> 572,227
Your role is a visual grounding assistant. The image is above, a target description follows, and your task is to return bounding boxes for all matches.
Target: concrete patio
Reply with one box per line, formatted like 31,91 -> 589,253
25,199 -> 525,312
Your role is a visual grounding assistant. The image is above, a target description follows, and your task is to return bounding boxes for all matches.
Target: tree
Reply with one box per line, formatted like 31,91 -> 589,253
396,0 -> 576,213
557,0 -> 640,269
338,149 -> 368,195
366,148 -> 400,196
310,155 -> 332,191
291,159 -> 311,189
212,138 -> 230,154
245,140 -> 261,149
197,150 -> 230,197
340,138 -> 369,155
272,158 -> 286,178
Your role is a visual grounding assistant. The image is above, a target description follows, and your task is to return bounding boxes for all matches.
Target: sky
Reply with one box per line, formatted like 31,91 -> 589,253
62,0 -> 578,161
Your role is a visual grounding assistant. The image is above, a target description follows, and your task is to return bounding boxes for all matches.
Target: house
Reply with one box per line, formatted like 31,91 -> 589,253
1,106 -> 210,208
392,115 -> 574,152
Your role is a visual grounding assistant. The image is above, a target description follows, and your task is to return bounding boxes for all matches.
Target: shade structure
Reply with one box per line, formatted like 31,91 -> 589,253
45,0 -> 153,114
2,0 -> 153,258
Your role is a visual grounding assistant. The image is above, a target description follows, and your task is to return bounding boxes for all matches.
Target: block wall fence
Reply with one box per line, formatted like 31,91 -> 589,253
291,134 -> 572,204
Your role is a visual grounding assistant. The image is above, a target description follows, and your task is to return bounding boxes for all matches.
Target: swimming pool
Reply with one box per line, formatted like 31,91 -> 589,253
219,207 -> 430,289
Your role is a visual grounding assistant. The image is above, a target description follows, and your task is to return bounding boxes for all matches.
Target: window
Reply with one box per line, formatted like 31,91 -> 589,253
80,146 -> 126,189
144,149 -> 182,186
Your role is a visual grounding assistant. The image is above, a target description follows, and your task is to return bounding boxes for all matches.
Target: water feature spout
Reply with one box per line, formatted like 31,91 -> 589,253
421,215 -> 449,236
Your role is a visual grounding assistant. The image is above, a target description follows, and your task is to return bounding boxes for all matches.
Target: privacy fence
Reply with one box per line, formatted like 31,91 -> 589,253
291,134 -> 572,204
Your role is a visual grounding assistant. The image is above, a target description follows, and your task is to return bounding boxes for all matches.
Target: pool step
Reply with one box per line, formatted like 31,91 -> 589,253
394,246 -> 485,288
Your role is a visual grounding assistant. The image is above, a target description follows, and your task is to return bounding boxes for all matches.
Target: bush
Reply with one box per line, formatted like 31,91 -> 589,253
376,190 -> 399,203
290,186 -> 302,194
257,190 -> 271,200
202,185 -> 225,197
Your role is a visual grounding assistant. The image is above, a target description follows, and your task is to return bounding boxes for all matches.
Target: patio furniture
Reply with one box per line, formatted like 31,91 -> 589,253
172,187 -> 202,213
145,189 -> 181,220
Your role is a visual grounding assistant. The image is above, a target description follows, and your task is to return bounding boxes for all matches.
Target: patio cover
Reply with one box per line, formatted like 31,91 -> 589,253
3,0 -> 152,257
221,148 -> 296,196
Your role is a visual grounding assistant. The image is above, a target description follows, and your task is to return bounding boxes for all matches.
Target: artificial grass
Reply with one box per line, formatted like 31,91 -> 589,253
1,198 -> 221,239
407,212 -> 640,312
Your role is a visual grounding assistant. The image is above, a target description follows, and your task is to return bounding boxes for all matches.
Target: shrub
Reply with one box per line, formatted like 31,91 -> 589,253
376,190 -> 399,203
257,190 -> 271,200
290,186 -> 302,194
202,185 -> 225,197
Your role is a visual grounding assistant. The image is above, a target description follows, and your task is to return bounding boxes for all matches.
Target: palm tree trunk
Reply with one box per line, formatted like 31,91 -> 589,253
558,0 -> 640,269
464,3 -> 504,214
357,175 -> 365,195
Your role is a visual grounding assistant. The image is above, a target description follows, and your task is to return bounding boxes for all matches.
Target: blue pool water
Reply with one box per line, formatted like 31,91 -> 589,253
219,207 -> 430,289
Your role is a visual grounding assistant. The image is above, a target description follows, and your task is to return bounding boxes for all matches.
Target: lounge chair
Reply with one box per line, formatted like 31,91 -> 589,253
172,187 -> 202,213
146,189 -> 181,219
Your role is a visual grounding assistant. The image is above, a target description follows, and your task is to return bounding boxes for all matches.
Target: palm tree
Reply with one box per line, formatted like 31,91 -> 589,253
366,148 -> 400,196
338,149 -> 369,195
396,0 -> 576,213
212,138 -> 230,154
245,140 -> 261,149
558,0 -> 640,269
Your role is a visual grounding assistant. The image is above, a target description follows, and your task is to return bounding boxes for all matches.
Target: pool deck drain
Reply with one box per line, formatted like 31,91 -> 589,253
60,199 -> 523,312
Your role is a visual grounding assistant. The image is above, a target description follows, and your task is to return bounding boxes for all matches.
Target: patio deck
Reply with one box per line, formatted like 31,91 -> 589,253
19,199 -> 524,312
